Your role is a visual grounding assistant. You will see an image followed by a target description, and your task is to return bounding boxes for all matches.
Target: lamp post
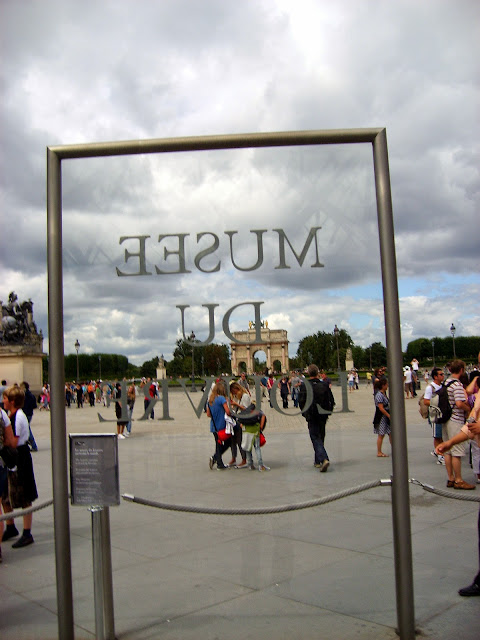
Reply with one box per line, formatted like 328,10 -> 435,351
450,323 -> 456,359
98,355 -> 101,380
189,331 -> 196,392
333,324 -> 341,371
201,354 -> 205,378
431,339 -> 435,367
75,339 -> 80,381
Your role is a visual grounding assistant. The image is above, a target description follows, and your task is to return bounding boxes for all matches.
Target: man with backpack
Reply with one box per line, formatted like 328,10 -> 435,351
298,364 -> 335,473
422,367 -> 446,465
442,360 -> 475,490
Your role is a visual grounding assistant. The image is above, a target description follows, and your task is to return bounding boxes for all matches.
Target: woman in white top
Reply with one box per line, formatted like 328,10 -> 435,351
2,385 -> 38,549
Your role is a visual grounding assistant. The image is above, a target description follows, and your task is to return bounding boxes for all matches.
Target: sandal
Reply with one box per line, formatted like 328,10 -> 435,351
377,452 -> 389,457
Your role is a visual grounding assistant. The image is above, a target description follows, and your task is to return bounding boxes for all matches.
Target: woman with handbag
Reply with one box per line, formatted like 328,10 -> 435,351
1,385 -> 38,548
206,381 -> 231,470
373,378 -> 391,457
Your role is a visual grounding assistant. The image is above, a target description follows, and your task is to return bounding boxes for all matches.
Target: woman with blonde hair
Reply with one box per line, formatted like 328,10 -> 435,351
206,381 -> 231,470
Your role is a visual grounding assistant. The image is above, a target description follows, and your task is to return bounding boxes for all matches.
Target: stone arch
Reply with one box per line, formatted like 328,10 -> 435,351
230,328 -> 289,376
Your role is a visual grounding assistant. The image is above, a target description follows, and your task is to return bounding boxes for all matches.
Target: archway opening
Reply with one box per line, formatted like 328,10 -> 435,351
253,349 -> 267,374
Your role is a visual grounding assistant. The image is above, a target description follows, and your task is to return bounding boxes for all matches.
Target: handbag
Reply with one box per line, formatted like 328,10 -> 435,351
0,446 -> 18,469
259,432 -> 266,447
216,428 -> 232,443
373,407 -> 383,426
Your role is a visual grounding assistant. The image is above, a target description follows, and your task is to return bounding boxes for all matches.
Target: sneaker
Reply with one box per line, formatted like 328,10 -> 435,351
320,460 -> 330,473
217,464 -> 228,470
118,434 -> 125,439
209,456 -> 215,470
228,458 -> 236,466
248,464 -> 255,470
430,450 -> 437,457
258,465 -> 270,472
12,534 -> 34,549
436,456 -> 445,465
2,526 -> 19,542
453,480 -> 476,490
124,432 -> 130,438
314,463 -> 322,468
235,460 -> 247,468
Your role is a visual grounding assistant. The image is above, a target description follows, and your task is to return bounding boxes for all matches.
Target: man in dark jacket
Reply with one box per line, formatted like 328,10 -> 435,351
298,364 -> 335,473
21,381 -> 38,451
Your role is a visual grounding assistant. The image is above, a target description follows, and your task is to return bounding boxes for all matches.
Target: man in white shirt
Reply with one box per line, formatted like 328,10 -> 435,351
403,366 -> 413,399
423,367 -> 446,464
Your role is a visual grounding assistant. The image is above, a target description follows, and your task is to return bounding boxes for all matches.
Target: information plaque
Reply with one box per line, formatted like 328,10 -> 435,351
69,434 -> 120,507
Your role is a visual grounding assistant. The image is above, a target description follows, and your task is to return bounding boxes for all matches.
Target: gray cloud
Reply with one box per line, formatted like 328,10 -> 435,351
1,0 -> 479,364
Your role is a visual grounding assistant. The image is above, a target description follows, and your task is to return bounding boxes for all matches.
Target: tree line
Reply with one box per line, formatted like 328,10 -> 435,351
44,334 -> 480,382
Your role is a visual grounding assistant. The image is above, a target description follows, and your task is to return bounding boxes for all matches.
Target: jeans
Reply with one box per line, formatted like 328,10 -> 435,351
212,432 -> 230,467
230,425 -> 246,461
307,417 -> 329,465
246,435 -> 263,468
291,388 -> 299,408
126,405 -> 134,434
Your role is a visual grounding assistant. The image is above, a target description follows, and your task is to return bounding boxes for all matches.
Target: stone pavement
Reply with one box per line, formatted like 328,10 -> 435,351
1,383 -> 479,639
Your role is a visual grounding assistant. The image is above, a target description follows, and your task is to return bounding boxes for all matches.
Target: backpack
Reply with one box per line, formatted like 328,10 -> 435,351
300,379 -> 335,420
418,393 -> 429,419
236,403 -> 264,426
428,381 -> 455,424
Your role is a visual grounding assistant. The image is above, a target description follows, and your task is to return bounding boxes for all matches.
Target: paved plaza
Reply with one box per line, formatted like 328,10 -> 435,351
1,383 -> 479,639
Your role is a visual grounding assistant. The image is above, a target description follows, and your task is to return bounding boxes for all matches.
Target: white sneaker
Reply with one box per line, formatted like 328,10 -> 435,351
124,432 -> 130,437
118,434 -> 126,439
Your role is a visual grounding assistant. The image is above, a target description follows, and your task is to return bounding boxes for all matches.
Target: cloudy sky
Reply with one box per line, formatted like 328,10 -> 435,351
1,0 -> 479,366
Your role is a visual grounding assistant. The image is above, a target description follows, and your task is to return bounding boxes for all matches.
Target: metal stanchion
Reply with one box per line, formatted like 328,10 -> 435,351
100,508 -> 116,640
90,507 -> 116,640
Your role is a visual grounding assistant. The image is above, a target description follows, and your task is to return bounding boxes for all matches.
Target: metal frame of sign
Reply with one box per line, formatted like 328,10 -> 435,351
47,129 -> 415,639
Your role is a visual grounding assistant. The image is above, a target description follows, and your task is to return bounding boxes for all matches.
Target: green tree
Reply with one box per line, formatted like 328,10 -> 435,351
369,342 -> 387,368
297,329 -> 353,370
140,356 -> 160,379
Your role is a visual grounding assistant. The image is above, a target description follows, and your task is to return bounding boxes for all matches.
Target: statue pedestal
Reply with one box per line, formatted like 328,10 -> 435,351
0,343 -> 44,395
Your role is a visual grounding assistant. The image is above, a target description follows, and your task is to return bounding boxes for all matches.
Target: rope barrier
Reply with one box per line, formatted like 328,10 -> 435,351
122,479 -> 386,515
0,498 -> 54,523
1,478 -> 477,524
409,478 -> 480,503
